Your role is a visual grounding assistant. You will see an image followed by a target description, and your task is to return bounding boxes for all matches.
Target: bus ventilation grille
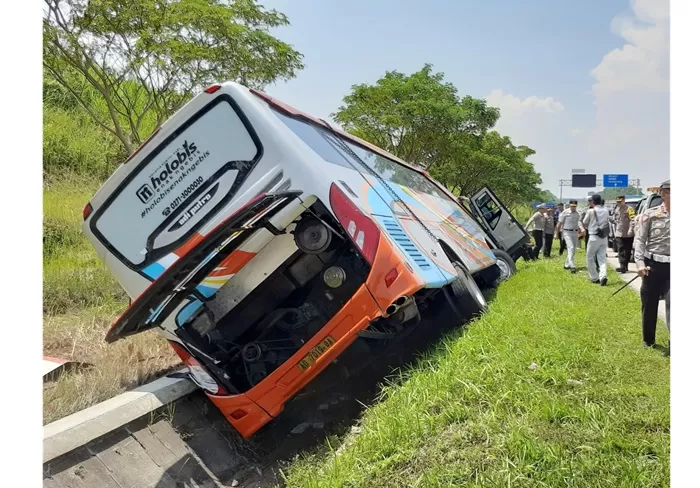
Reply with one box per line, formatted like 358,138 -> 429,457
382,218 -> 432,270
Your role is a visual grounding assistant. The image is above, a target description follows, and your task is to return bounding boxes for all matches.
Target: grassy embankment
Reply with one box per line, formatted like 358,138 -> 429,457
282,252 -> 670,487
43,179 -> 178,425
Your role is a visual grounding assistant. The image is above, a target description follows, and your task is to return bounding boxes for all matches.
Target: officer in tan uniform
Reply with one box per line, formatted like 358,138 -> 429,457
634,179 -> 670,348
525,204 -> 547,259
613,195 -> 636,272
556,200 -> 585,272
543,208 -> 555,257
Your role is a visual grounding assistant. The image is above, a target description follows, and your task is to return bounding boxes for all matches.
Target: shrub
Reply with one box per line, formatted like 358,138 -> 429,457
43,105 -> 124,180
43,183 -> 127,315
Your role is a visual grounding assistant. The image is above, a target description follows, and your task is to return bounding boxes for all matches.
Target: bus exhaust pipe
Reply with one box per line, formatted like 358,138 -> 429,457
386,296 -> 410,316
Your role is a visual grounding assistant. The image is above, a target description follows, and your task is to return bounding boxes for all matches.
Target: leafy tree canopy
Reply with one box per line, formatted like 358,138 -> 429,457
43,0 -> 304,153
333,65 -> 543,207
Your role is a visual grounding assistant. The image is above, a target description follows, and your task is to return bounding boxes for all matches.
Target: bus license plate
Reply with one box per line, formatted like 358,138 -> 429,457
298,336 -> 336,371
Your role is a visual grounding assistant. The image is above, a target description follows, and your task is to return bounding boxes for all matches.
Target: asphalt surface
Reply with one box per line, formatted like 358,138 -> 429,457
605,249 -> 667,324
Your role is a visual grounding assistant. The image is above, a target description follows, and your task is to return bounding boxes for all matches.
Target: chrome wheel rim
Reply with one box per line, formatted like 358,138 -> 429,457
496,258 -> 512,281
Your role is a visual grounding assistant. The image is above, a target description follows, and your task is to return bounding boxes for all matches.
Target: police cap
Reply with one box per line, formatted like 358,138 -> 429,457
569,200 -> 578,205
660,179 -> 670,190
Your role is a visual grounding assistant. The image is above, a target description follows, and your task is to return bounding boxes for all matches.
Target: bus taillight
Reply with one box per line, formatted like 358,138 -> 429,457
329,183 -> 380,266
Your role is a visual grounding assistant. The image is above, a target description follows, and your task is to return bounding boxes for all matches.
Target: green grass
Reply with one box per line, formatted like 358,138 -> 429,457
281,250 -> 670,487
43,179 -> 177,423
43,180 -> 128,315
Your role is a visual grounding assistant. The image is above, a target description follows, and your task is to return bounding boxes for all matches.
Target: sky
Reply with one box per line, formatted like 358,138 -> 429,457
258,0 -> 669,197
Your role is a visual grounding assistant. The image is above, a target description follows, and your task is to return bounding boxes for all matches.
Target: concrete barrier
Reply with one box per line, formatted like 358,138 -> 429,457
42,391 -> 262,488
44,370 -> 196,463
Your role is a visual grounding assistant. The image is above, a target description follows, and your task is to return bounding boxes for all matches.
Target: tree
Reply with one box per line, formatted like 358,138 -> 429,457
537,190 -> 558,203
333,64 -> 499,170
43,0 -> 304,153
600,186 -> 643,201
431,132 -> 543,208
333,65 -> 544,207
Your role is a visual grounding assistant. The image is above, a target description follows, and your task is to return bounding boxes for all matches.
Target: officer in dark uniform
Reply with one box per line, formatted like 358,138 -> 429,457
634,179 -> 670,348
555,203 -> 566,255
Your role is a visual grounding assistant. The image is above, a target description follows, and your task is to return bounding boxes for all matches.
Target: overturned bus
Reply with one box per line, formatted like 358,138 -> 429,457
82,81 -> 528,437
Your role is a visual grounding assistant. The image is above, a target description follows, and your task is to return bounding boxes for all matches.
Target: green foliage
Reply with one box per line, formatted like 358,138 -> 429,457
333,65 -> 543,207
334,64 -> 499,169
43,0 -> 304,152
432,131 -> 543,207
600,186 -> 643,200
43,183 -> 128,314
43,104 -> 124,180
283,255 -> 669,487
538,189 -> 558,202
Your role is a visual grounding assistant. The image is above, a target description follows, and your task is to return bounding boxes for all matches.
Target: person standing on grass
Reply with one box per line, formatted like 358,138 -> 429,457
613,195 -> 636,272
556,200 -> 585,273
525,204 -> 547,259
634,179 -> 670,349
555,203 -> 566,255
543,208 -> 555,257
582,194 -> 610,286
583,197 -> 594,249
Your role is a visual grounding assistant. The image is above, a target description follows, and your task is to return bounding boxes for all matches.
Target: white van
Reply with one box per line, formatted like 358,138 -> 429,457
82,81 -> 527,437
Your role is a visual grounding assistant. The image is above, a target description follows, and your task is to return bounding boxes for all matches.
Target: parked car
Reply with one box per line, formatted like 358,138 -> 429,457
629,191 -> 663,255
81,81 -> 527,438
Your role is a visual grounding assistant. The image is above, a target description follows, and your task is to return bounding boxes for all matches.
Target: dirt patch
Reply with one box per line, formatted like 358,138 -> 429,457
43,307 -> 180,424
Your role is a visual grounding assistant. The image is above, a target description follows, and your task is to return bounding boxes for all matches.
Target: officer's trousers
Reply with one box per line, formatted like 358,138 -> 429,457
586,237 -> 607,281
543,232 -> 554,257
640,259 -> 670,346
532,230 -> 543,259
616,237 -> 634,269
558,231 -> 566,255
562,230 -> 578,269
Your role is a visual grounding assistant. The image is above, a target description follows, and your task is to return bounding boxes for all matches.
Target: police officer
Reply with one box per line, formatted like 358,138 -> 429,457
543,208 -> 555,257
582,194 -> 609,285
525,204 -> 547,259
634,179 -> 670,348
613,195 -> 636,272
584,196 -> 594,250
555,203 -> 566,255
556,200 -> 585,272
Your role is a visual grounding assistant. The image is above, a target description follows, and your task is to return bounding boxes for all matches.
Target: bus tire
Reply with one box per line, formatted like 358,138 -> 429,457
446,261 -> 488,322
490,249 -> 516,285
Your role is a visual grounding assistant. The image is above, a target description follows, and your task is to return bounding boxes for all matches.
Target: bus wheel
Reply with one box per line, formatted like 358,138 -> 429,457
445,261 -> 488,323
491,249 -> 516,285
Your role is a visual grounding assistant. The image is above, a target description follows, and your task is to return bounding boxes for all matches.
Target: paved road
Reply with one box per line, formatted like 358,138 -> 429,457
605,250 -> 666,324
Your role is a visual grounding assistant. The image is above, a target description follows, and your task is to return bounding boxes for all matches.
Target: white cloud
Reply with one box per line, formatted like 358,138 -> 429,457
484,0 -> 669,194
486,89 -> 565,117
587,0 -> 669,187
484,89 -> 571,193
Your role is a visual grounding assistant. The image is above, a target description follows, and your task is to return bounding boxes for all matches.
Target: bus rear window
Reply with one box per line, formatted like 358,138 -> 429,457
92,98 -> 261,268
